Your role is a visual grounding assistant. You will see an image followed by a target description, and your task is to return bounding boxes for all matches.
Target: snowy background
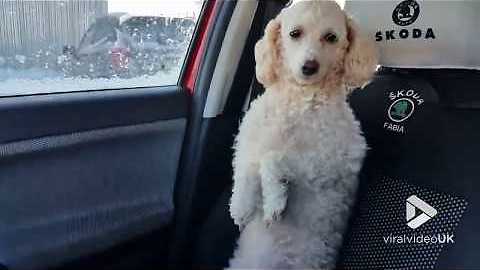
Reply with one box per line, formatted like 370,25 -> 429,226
0,0 -> 202,96
0,67 -> 179,96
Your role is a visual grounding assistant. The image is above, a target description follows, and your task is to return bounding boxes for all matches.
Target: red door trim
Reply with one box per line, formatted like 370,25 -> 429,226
182,0 -> 219,95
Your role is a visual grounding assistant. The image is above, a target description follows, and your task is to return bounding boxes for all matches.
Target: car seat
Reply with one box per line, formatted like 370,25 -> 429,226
194,1 -> 480,269
337,1 -> 480,269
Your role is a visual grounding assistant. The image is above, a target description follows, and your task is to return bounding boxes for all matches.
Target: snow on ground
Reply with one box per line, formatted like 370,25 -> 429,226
0,68 -> 179,96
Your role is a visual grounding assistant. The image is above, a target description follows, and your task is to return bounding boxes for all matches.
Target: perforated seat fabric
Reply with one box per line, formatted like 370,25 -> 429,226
337,69 -> 480,269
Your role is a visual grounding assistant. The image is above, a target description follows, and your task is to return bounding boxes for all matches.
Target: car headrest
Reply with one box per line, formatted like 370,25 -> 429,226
344,0 -> 480,70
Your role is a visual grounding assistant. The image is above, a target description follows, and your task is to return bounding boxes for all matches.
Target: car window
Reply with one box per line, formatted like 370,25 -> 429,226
0,1 -> 203,96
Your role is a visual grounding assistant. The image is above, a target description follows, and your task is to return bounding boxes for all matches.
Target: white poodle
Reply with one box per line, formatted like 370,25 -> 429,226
228,1 -> 378,269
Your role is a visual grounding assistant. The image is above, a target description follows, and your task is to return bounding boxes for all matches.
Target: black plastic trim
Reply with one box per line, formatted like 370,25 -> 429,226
0,86 -> 187,144
169,0 -> 237,268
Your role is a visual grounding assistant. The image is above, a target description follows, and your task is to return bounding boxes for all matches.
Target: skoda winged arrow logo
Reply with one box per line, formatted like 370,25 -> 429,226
406,195 -> 437,229
388,98 -> 415,123
392,0 -> 420,26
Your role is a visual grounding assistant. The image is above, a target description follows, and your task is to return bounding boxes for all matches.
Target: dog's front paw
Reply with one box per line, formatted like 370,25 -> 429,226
264,207 -> 284,228
230,202 -> 256,230
232,212 -> 254,230
263,186 -> 288,227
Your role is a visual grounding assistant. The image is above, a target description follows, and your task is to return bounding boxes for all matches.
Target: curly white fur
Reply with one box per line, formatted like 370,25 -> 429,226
228,1 -> 378,269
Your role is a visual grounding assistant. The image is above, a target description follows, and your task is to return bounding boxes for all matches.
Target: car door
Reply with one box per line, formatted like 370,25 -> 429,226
0,1 -> 213,269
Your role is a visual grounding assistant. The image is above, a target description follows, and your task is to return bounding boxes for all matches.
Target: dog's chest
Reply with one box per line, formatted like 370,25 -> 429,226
276,101 -> 366,183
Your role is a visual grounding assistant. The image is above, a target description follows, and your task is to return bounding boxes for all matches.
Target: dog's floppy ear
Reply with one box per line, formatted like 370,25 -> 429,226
343,17 -> 378,89
255,18 -> 281,87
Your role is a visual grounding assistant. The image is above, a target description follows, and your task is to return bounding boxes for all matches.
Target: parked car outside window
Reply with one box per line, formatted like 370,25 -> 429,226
0,0 -> 202,95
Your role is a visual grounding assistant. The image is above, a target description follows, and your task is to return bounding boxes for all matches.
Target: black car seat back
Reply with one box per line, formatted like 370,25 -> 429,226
338,1 -> 480,269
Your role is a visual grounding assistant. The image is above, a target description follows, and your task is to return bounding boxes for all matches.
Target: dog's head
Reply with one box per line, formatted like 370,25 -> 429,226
255,0 -> 378,90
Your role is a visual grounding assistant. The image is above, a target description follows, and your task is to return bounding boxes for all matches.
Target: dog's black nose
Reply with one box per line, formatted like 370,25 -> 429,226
302,60 -> 319,76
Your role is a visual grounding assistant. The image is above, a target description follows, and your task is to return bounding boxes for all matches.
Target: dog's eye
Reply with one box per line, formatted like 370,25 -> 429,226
289,29 -> 302,39
323,32 -> 338,43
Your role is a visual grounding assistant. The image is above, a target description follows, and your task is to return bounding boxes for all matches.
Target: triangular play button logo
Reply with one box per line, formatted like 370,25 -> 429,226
406,195 -> 438,229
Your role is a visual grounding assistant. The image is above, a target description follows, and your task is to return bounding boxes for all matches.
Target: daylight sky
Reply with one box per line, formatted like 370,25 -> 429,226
108,0 -> 203,18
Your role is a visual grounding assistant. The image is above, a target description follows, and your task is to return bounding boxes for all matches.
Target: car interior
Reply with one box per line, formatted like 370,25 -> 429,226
1,0 -> 479,270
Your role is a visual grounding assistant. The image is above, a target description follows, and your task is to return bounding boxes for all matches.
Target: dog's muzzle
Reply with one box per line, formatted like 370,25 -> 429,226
302,60 -> 319,76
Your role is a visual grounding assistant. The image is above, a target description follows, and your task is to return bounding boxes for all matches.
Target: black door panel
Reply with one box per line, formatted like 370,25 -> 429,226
0,87 -> 186,143
0,88 -> 187,270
